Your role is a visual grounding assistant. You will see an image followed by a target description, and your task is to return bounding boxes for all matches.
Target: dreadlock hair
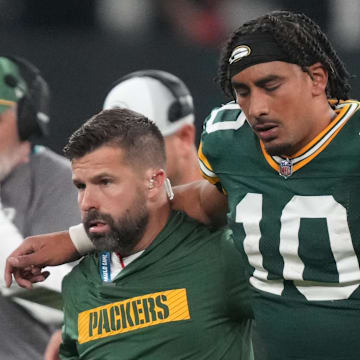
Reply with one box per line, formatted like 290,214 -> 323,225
217,10 -> 351,101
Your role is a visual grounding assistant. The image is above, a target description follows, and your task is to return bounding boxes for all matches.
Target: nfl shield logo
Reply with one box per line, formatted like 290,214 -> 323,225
279,158 -> 293,179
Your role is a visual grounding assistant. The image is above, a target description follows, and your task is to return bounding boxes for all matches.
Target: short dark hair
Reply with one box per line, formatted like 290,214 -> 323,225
64,108 -> 166,170
217,10 -> 351,101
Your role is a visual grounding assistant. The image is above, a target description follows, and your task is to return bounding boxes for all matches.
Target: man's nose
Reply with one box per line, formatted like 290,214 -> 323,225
78,187 -> 98,212
247,91 -> 269,119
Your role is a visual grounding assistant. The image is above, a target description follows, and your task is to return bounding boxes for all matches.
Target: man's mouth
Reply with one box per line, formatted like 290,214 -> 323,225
253,123 -> 278,141
87,220 -> 109,233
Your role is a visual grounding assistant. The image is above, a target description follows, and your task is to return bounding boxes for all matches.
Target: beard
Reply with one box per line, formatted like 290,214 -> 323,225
83,194 -> 149,256
263,140 -> 295,157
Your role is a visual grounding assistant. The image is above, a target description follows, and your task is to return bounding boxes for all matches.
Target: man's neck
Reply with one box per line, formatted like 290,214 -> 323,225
129,200 -> 171,255
179,150 -> 203,184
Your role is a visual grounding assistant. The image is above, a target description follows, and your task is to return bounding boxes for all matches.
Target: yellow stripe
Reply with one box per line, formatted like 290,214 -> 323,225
261,142 -> 279,172
289,102 -> 350,159
198,142 -> 214,173
78,289 -> 190,344
0,99 -> 15,107
198,142 -> 220,185
261,101 -> 356,174
292,106 -> 351,171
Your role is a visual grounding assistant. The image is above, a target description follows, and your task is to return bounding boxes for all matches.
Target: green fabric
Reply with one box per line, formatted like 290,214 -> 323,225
13,287 -> 63,310
200,100 -> 360,360
60,211 -> 253,360
0,57 -> 27,113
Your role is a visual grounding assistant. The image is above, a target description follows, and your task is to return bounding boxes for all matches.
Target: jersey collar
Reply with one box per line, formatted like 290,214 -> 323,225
261,100 -> 360,177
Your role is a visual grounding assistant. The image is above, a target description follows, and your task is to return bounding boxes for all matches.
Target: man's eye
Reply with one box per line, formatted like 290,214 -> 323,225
75,183 -> 85,190
265,84 -> 280,92
234,89 -> 249,99
100,179 -> 111,185
237,92 -> 248,97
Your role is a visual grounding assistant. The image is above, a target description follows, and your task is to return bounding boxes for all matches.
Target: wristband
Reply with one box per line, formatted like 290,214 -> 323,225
68,223 -> 94,255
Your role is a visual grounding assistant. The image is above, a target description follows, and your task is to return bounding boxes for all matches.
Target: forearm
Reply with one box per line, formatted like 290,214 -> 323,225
171,180 -> 227,226
5,231 -> 83,289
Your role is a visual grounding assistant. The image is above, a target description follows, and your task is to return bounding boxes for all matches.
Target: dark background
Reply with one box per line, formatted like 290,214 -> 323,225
1,0 -> 359,152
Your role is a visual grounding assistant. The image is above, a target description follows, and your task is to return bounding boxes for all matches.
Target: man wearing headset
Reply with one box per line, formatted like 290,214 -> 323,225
103,70 -> 202,186
0,56 -> 80,359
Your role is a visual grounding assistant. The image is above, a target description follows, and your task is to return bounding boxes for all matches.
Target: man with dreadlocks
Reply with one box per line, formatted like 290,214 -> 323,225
5,10 -> 360,360
196,10 -> 360,359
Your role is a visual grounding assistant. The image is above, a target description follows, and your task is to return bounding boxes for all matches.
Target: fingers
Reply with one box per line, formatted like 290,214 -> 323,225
12,268 -> 50,290
12,271 -> 34,290
4,236 -> 44,287
9,250 -> 48,268
5,253 -> 49,288
5,253 -> 45,288
4,267 -> 13,288
5,245 -> 49,288
4,230 -> 80,288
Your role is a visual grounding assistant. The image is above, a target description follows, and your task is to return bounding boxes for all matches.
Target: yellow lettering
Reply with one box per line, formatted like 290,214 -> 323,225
110,305 -> 121,331
156,295 -> 170,320
88,312 -> 97,337
147,297 -> 157,322
78,289 -> 190,344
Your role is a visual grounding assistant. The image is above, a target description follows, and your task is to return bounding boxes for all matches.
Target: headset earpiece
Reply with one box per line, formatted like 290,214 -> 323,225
112,70 -> 194,124
2,55 -> 50,141
168,101 -> 182,123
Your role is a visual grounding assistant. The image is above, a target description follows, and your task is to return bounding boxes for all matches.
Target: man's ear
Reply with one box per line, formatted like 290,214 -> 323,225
176,124 -> 196,148
308,62 -> 328,96
145,169 -> 166,199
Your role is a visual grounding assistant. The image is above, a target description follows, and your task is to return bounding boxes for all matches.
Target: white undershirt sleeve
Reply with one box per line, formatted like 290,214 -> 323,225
68,223 -> 95,255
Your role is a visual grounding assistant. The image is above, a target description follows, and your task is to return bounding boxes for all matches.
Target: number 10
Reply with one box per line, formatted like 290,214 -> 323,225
236,194 -> 360,301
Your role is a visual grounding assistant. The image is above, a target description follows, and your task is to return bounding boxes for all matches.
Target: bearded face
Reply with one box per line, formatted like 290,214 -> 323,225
83,189 -> 149,256
73,145 -> 155,257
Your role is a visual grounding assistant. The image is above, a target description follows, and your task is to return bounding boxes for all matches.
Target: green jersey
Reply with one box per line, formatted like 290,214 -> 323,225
60,211 -> 253,360
199,100 -> 360,360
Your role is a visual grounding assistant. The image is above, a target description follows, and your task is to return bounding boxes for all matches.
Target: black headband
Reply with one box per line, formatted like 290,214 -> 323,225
228,33 -> 291,78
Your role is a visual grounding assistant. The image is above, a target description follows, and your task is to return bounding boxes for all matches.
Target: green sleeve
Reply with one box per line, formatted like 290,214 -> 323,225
59,274 -> 80,360
220,229 -> 253,320
218,229 -> 254,360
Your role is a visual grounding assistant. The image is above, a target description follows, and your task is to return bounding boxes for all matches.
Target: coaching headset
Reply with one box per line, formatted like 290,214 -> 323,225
2,55 -> 50,141
112,70 -> 194,124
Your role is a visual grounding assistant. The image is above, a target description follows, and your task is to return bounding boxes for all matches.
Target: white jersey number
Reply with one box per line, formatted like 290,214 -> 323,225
236,194 -> 360,301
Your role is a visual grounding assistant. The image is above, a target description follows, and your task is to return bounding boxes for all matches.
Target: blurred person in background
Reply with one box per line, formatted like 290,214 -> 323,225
0,56 -> 80,360
103,70 -> 202,186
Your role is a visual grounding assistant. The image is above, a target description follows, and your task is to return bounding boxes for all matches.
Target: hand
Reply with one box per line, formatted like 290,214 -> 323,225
44,329 -> 62,360
4,231 -> 80,289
